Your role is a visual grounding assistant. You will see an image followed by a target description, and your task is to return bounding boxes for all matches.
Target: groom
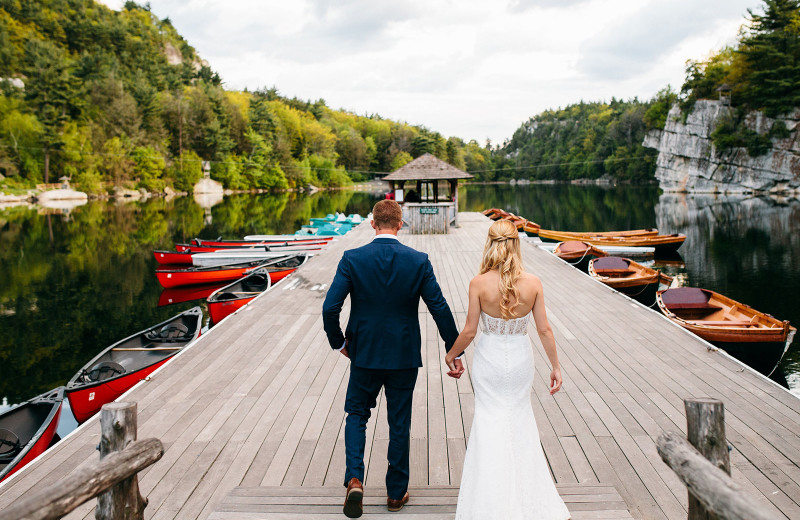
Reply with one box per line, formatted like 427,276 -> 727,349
322,200 -> 462,518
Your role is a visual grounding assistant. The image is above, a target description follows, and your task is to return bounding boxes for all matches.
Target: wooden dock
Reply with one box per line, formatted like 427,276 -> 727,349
2,212 -> 800,519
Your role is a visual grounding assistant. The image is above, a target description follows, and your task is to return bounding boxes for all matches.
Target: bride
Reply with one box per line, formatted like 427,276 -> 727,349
444,219 -> 571,520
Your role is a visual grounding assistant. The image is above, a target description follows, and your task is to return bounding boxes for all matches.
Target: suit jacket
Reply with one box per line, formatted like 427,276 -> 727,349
322,237 -> 460,370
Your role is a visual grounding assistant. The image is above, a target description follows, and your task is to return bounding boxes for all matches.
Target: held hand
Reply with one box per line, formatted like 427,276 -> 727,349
340,347 -> 349,358
549,367 -> 562,395
445,356 -> 464,379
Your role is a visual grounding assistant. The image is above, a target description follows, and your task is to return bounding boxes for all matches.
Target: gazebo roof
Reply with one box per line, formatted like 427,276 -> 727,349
383,153 -> 473,181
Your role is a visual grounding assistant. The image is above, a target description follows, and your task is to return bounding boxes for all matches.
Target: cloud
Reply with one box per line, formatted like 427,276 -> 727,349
509,0 -> 591,12
577,0 -> 752,81
95,0 -> 763,143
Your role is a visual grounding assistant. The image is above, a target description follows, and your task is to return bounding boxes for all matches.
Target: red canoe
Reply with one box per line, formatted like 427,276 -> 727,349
154,250 -> 195,266
208,268 -> 272,324
158,283 -> 227,306
0,387 -> 64,482
156,255 -> 307,289
66,307 -> 203,423
190,237 -> 332,248
174,241 -> 329,254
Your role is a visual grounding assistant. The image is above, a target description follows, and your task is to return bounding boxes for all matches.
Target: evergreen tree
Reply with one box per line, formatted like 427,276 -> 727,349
739,0 -> 800,115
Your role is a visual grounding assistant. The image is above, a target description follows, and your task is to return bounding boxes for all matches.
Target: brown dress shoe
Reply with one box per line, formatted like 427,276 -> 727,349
387,491 -> 410,512
343,477 -> 364,518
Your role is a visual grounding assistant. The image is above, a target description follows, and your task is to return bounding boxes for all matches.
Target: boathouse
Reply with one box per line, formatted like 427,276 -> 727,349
383,153 -> 473,234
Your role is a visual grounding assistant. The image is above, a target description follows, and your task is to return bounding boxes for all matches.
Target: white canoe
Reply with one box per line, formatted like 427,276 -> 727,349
529,238 -> 655,258
192,251 -> 311,267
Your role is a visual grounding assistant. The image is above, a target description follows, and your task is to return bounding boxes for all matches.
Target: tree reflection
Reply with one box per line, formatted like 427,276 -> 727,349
0,190 -> 382,402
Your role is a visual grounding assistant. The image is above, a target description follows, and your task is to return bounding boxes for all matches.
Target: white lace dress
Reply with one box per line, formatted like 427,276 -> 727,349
455,312 -> 571,520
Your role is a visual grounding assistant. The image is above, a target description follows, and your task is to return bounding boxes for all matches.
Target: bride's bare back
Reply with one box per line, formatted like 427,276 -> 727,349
472,269 -> 540,319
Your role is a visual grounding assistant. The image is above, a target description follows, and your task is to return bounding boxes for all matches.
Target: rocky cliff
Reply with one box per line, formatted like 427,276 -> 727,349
643,100 -> 800,194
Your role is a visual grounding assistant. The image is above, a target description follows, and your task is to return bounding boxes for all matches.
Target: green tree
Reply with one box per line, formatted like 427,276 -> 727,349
22,39 -> 84,182
169,149 -> 203,191
242,129 -> 287,190
739,0 -> 800,115
131,145 -> 165,191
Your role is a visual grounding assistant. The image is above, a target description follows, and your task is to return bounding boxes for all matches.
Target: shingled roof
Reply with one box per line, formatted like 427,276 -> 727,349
383,153 -> 473,181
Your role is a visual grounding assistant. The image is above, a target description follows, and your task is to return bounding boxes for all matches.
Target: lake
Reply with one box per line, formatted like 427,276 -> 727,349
1,184 -> 798,433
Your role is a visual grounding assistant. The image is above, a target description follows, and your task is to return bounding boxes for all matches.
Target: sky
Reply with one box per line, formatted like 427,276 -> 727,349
100,0 -> 759,144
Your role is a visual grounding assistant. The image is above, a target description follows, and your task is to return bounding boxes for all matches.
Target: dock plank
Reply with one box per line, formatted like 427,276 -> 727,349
2,213 -> 800,520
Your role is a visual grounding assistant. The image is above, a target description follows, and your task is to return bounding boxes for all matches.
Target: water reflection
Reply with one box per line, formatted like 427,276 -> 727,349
459,184 -> 799,393
656,193 -> 800,388
0,190 -> 383,405
1,185 -> 798,410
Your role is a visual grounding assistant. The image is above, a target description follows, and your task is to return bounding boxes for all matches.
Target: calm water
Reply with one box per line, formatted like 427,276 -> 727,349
460,184 -> 800,393
1,184 -> 798,424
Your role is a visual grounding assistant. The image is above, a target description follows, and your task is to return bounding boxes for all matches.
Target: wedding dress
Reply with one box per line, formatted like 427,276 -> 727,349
455,312 -> 571,520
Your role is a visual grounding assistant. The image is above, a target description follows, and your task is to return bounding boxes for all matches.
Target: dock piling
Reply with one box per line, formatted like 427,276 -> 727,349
657,399 -> 779,520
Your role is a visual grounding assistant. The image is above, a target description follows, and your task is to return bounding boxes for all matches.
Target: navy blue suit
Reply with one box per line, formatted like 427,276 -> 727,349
322,236 -> 459,499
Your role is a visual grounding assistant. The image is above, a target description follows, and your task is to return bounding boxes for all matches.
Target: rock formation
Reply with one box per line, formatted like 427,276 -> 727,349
644,100 -> 800,194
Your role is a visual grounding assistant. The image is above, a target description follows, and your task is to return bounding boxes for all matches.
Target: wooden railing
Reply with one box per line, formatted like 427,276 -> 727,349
657,398 -> 780,520
0,402 -> 162,520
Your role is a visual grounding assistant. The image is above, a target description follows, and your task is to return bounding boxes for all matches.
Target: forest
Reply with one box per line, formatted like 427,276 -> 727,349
0,0 -> 495,193
678,0 -> 800,156
495,0 -> 800,180
495,98 -> 660,183
1,0 -> 798,191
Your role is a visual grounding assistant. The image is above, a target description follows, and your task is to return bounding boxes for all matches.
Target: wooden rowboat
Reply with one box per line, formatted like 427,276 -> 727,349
538,229 -> 685,254
523,221 -> 660,240
0,387 -> 64,482
207,269 -> 272,324
155,255 -> 307,288
656,287 -> 796,376
589,257 -> 672,307
66,307 -> 203,423
553,241 -> 607,272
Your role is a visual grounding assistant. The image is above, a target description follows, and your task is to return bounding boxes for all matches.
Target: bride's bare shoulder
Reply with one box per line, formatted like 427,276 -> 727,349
519,272 -> 543,290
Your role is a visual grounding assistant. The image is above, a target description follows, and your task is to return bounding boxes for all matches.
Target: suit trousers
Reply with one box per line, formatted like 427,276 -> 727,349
344,365 -> 418,500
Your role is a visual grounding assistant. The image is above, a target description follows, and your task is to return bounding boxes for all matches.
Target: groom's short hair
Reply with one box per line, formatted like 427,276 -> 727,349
373,200 -> 402,229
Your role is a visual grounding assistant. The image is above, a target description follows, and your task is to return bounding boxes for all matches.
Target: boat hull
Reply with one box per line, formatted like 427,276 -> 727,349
158,283 -> 226,306
207,269 -> 272,324
656,288 -> 796,376
209,296 -> 254,324
0,388 -> 64,482
175,242 -> 326,253
65,308 -> 202,423
154,250 -> 194,265
67,358 -> 172,423
539,229 -> 685,254
156,265 -> 256,288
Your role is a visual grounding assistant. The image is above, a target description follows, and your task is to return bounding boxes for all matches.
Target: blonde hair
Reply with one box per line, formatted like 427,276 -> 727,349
479,220 -> 524,319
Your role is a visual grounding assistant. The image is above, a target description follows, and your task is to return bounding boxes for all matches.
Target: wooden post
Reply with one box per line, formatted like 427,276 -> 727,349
97,402 -> 147,520
685,399 -> 729,520
657,431 -> 779,520
0,439 -> 163,520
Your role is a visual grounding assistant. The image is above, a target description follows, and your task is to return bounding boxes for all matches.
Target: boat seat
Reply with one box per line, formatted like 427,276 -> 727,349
145,322 -> 191,342
592,257 -> 630,273
556,241 -> 590,254
0,428 -> 20,462
216,292 -> 239,301
660,287 -> 718,310
684,320 -> 758,327
242,274 -> 269,291
86,361 -> 126,382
